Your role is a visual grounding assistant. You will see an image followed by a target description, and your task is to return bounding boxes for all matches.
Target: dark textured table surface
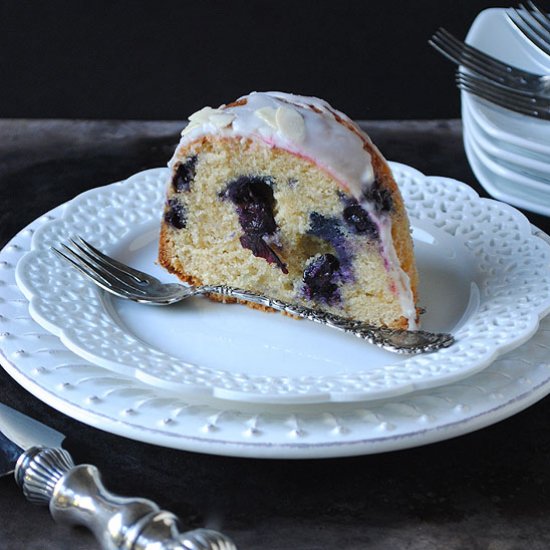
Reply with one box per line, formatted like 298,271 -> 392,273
1,119 -> 550,550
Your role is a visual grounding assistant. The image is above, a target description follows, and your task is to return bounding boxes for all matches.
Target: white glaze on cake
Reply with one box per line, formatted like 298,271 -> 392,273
171,91 -> 375,199
170,91 -> 418,329
377,222 -> 418,329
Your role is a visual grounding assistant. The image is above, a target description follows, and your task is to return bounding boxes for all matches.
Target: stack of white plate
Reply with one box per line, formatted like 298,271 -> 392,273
462,8 -> 550,216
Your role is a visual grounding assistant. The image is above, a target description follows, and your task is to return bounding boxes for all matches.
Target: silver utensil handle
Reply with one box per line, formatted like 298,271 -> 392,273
15,446 -> 237,550
199,285 -> 454,354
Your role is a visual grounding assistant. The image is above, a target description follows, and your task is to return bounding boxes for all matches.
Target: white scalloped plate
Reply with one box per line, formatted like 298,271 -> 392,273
15,165 -> 550,404
4,204 -> 550,458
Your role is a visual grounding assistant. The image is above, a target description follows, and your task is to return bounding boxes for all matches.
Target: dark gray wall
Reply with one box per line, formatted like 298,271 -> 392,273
0,0 -> 507,120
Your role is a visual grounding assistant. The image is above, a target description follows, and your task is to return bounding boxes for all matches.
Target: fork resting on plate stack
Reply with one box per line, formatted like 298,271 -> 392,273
429,1 -> 550,119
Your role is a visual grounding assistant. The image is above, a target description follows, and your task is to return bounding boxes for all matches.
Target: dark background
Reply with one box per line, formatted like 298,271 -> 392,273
0,0 -> 508,121
5,4 -> 550,548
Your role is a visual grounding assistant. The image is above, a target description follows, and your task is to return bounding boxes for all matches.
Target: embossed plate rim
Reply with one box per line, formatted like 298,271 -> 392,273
2,205 -> 550,458
14,164 -> 550,403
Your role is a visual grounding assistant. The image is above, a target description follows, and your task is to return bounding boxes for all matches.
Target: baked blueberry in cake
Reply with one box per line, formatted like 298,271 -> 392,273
159,91 -> 419,329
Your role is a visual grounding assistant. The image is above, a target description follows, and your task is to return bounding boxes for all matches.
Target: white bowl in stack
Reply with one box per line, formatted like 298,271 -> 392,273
462,8 -> 550,216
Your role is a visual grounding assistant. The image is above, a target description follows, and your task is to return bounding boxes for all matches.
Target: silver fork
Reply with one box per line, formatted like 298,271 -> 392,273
508,1 -> 550,57
51,237 -> 455,355
429,27 -> 550,95
457,70 -> 550,119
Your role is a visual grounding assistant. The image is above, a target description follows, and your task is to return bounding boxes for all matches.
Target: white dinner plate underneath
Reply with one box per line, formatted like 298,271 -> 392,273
2,203 -> 550,458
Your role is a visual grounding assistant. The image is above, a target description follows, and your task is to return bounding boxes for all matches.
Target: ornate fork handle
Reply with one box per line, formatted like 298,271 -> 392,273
198,285 -> 454,354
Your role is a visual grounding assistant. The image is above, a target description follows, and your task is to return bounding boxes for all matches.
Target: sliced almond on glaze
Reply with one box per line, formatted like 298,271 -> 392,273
276,106 -> 306,143
209,113 -> 235,128
181,121 -> 201,135
254,107 -> 278,129
188,106 -> 219,123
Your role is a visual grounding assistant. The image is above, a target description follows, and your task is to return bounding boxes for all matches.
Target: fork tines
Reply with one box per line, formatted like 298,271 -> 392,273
429,27 -> 543,91
430,23 -> 550,119
52,237 -> 152,299
508,1 -> 550,57
456,71 -> 550,119
430,28 -> 510,84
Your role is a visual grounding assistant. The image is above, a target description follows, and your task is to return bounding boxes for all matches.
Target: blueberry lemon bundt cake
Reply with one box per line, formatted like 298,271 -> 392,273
159,91 -> 419,329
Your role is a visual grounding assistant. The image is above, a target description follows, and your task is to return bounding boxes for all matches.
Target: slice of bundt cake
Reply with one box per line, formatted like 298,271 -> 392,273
159,91 -> 419,329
